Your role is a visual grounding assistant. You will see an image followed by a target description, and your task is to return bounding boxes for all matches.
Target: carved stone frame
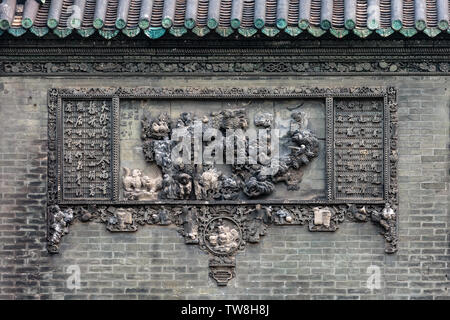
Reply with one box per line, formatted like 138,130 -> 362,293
47,86 -> 399,286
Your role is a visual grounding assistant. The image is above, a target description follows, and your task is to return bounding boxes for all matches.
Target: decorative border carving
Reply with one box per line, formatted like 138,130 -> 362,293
47,86 -> 399,285
1,43 -> 450,76
3,60 -> 448,75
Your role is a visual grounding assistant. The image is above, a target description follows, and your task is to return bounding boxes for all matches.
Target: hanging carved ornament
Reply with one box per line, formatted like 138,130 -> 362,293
47,86 -> 399,285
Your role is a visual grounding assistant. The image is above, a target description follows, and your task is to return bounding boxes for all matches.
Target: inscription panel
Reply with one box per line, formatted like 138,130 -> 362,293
334,98 -> 385,200
60,99 -> 114,201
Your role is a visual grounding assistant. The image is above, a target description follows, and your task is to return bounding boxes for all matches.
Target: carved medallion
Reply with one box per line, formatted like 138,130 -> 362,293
204,217 -> 243,256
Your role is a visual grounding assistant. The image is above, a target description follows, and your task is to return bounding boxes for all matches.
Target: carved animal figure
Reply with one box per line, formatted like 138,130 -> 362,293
141,175 -> 163,193
123,167 -> 143,191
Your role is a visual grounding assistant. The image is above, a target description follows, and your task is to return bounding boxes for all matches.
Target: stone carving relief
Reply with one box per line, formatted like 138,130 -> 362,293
137,107 -> 319,201
309,207 -> 340,232
122,167 -> 162,200
47,86 -> 399,285
47,205 -> 74,253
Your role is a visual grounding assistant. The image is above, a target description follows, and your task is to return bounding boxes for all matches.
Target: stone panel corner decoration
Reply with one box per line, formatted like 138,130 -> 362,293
47,86 -> 399,286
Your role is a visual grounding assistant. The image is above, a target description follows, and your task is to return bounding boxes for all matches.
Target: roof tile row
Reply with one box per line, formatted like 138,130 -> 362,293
0,0 -> 449,39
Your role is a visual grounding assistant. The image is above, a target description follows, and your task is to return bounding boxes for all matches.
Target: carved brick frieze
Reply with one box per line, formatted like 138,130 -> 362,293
1,44 -> 450,75
2,60 -> 449,75
47,86 -> 399,285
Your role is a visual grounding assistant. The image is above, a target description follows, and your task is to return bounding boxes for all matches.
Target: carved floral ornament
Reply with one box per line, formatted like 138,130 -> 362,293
2,60 -> 449,75
47,86 -> 398,286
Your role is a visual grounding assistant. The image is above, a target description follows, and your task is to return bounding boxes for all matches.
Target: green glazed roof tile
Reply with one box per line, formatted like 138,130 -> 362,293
215,27 -> 233,37
0,1 -> 449,40
123,28 -> 141,37
376,28 -> 394,37
284,26 -> 302,37
99,29 -> 120,39
400,28 -> 418,37
192,26 -> 210,37
353,28 -> 372,38
144,27 -> 166,39
77,28 -> 96,38
423,28 -> 441,37
169,27 -> 187,37
238,27 -> 257,37
330,28 -> 348,38
262,27 -> 280,37
30,27 -> 49,37
307,26 -> 326,37
184,18 -> 195,29
53,28 -> 73,38
8,27 -> 26,37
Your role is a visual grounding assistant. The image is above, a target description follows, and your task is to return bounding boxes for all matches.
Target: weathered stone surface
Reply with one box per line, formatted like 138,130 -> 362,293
0,75 -> 448,299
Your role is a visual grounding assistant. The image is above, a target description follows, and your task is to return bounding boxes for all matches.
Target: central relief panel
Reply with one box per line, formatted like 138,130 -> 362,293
47,87 -> 398,286
119,98 -> 326,203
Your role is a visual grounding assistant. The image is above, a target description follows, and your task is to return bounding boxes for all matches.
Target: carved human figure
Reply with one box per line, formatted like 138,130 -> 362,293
381,203 -> 395,220
123,167 -> 162,200
207,219 -> 241,254
194,168 -> 222,200
247,204 -> 272,243
180,206 -> 198,242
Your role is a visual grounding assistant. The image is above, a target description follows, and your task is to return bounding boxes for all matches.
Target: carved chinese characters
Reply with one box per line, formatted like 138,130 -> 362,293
62,100 -> 113,200
334,99 -> 384,199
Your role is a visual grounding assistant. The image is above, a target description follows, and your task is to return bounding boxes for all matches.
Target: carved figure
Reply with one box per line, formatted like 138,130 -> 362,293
180,206 -> 199,243
140,106 -> 319,200
48,205 -> 74,251
194,168 -> 222,200
123,167 -> 162,200
123,168 -> 143,192
210,108 -> 248,130
247,204 -> 272,242
141,175 -> 163,194
104,208 -> 137,232
381,203 -> 395,220
207,221 -> 240,254
116,209 -> 133,230
274,208 -> 293,224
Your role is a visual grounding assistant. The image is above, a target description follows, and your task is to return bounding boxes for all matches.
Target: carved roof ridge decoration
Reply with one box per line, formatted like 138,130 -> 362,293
1,0 -> 449,39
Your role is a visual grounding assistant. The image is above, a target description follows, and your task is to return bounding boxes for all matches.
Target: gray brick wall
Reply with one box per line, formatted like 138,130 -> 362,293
0,76 -> 448,299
